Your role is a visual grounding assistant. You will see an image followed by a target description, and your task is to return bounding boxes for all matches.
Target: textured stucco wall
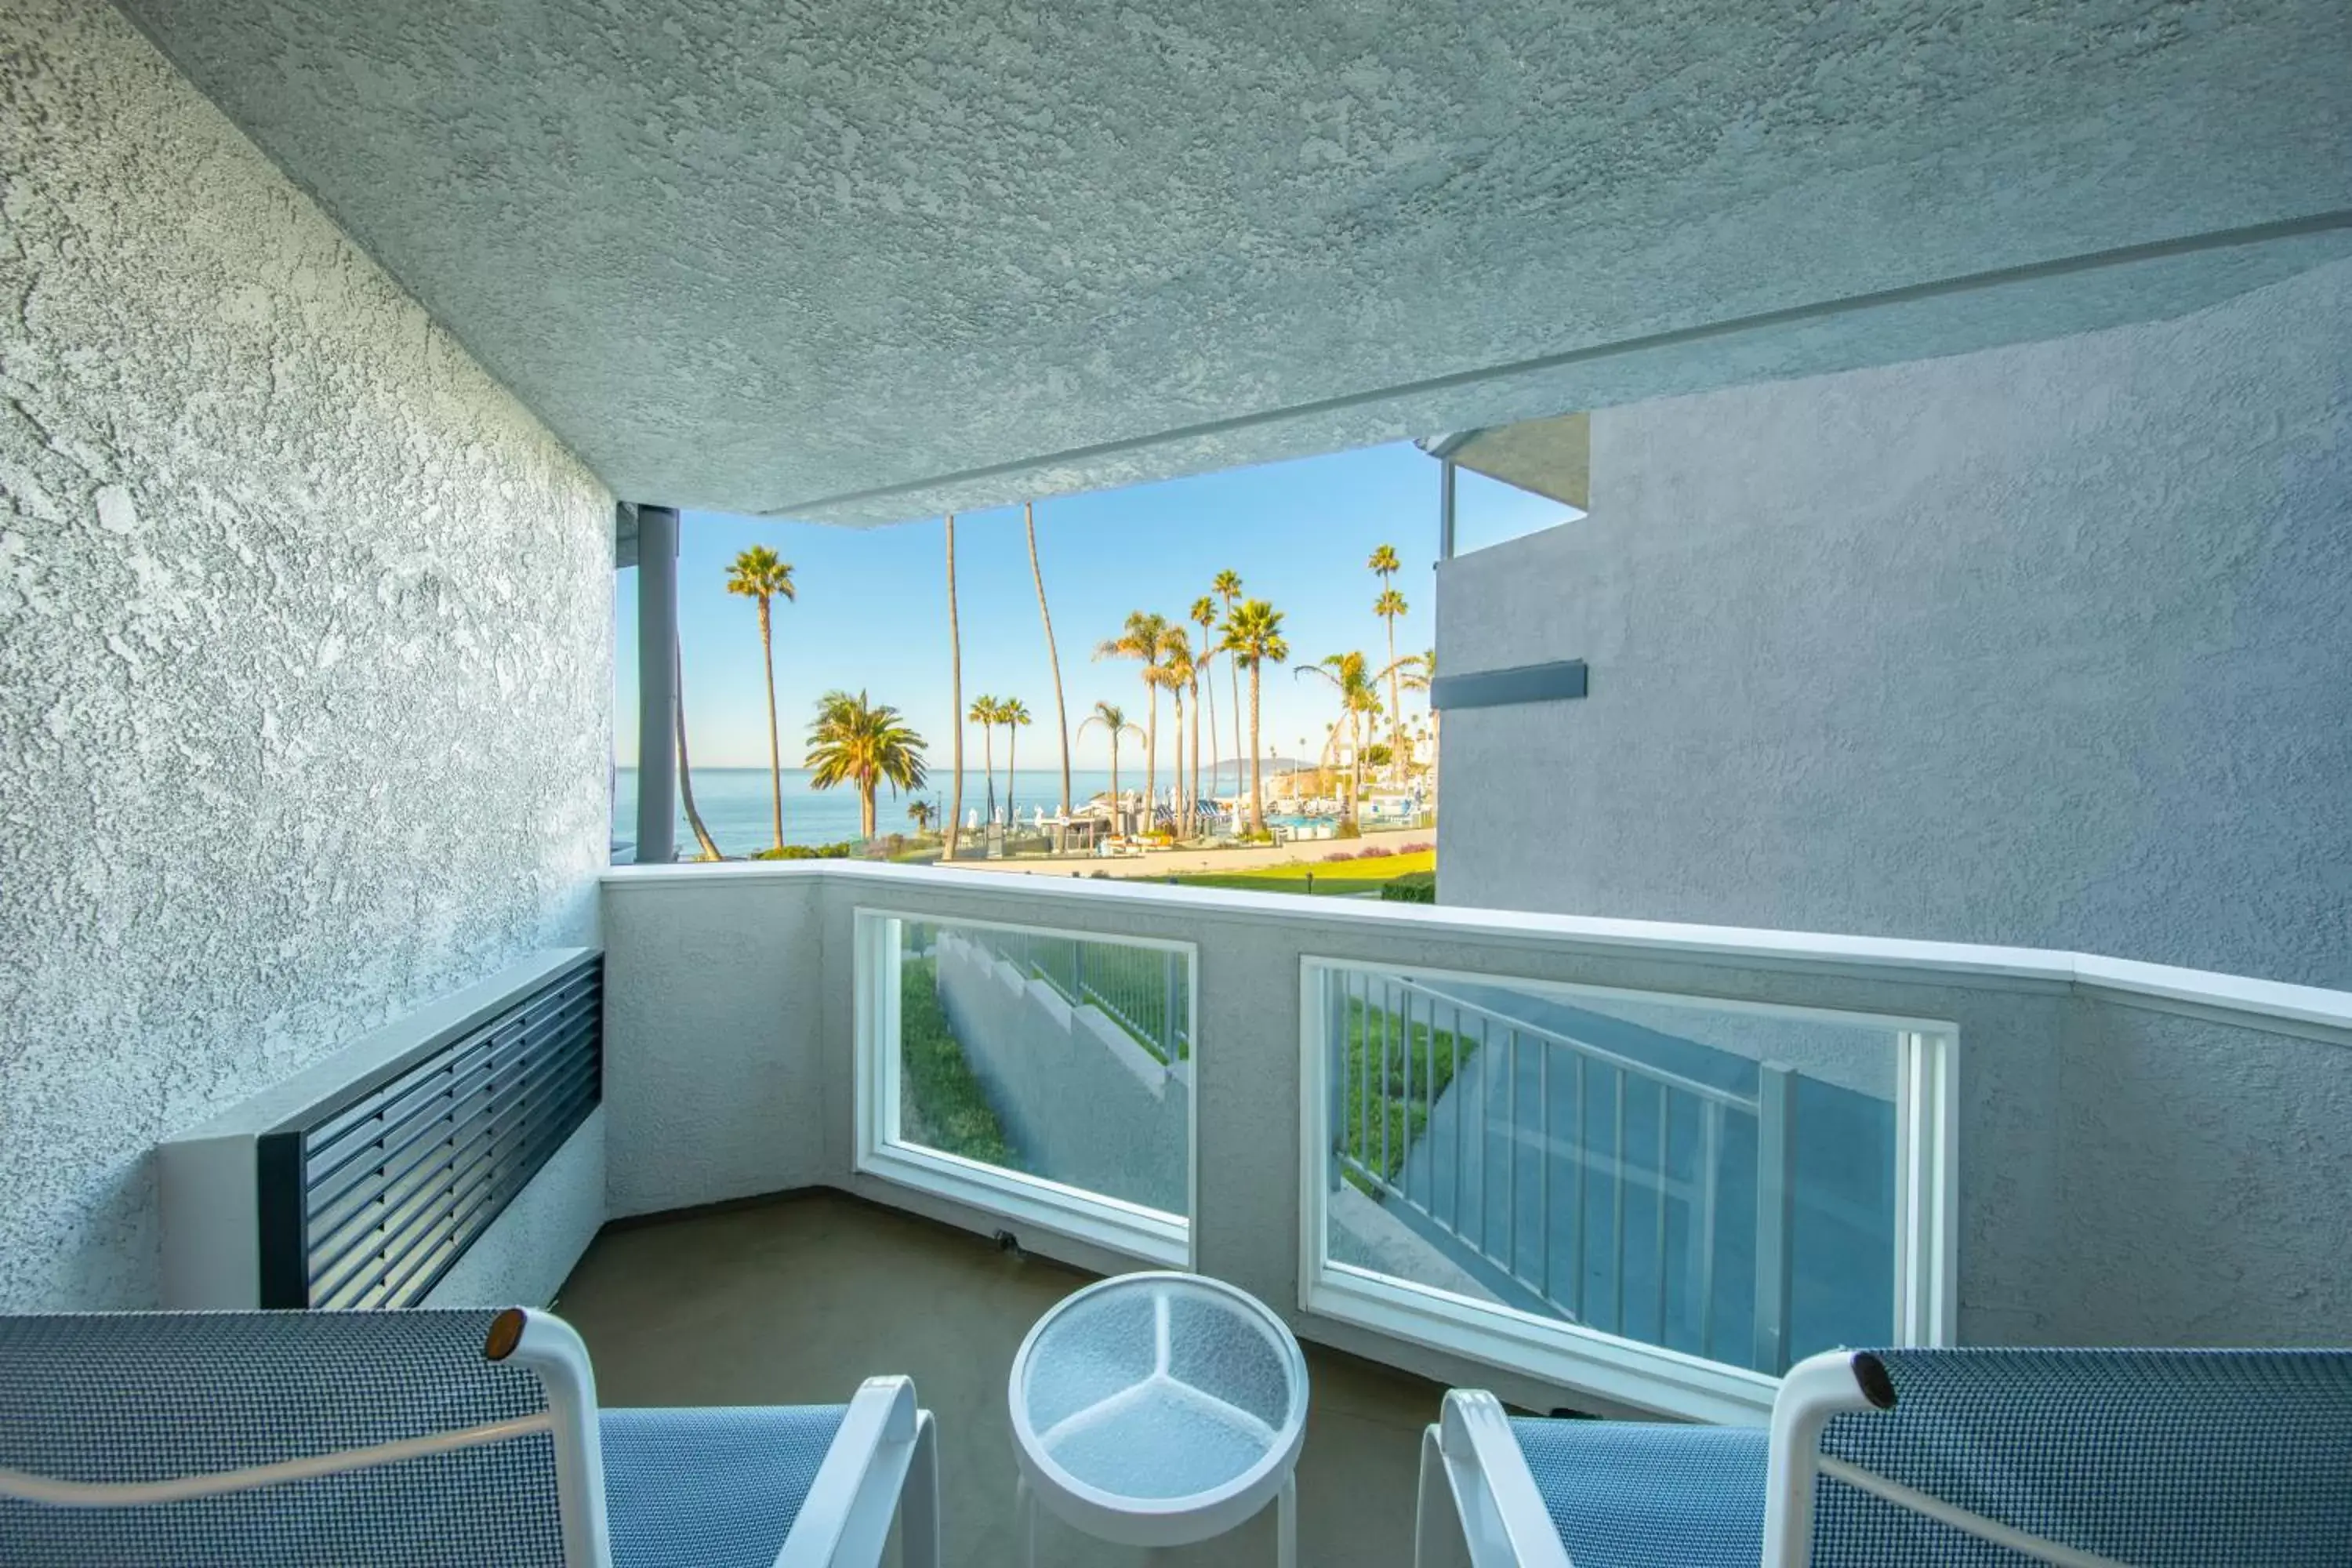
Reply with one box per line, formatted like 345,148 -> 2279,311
0,0 -> 612,1309
2050,1004 -> 2352,1348
1439,255 -> 2352,989
600,876 -> 831,1218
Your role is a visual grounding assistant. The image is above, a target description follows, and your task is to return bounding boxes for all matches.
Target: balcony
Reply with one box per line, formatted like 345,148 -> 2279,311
7,0 -> 2349,1558
474,856 -> 2346,1554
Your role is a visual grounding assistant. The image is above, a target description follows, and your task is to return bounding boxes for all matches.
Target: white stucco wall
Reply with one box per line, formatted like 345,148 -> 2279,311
1437,256 -> 2352,989
603,864 -> 2352,1417
599,875 -> 831,1218
0,0 -> 612,1309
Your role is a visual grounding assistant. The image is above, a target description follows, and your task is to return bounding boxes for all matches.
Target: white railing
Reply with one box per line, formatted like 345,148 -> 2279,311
1327,968 -> 1793,1370
599,860 -> 2352,1425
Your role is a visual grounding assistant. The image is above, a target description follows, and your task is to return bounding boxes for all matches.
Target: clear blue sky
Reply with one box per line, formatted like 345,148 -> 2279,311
615,440 -> 1572,771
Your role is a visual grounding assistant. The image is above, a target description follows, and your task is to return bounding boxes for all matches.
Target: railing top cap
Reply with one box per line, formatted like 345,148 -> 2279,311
601,862 -> 2352,1040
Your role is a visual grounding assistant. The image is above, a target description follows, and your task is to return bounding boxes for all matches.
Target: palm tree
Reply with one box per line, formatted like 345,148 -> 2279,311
944,514 -> 964,858
1369,544 -> 1406,782
674,637 -> 722,860
1189,596 -> 1221,818
1213,570 -> 1243,793
968,694 -> 1001,830
906,798 -> 936,836
1296,651 -> 1379,830
1001,698 -> 1033,826
1220,599 -> 1288,835
1025,502 -> 1074,823
1078,701 -> 1143,837
725,545 -> 797,852
805,690 -> 928,840
1094,611 -> 1172,835
1385,648 -> 1435,776
1149,630 -> 1194,832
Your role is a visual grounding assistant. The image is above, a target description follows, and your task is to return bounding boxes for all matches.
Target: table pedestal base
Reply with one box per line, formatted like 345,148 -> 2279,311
1014,1473 -> 1298,1566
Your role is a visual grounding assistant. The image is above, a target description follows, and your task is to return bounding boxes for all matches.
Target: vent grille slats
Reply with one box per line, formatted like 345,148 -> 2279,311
256,954 -> 603,1309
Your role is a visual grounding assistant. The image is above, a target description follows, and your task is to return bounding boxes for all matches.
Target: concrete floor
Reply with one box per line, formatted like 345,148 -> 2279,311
555,1191 -> 1445,1566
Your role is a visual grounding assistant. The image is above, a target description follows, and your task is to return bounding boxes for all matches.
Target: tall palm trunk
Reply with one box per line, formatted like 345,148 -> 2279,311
1142,687 -> 1158,837
1247,662 -> 1265,835
1108,737 -> 1121,836
1203,659 -> 1220,821
1007,720 -> 1018,828
1170,689 -> 1185,825
1351,710 -> 1366,827
946,515 -> 963,859
1229,650 -> 1242,796
859,782 -> 877,840
1027,503 -> 1073,821
1385,617 -> 1403,783
980,721 -> 996,830
757,600 -> 783,851
675,640 -> 721,861
1188,681 -> 1200,837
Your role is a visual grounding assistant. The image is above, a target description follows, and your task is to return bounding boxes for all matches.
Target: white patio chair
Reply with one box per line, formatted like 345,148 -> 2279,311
1416,1345 -> 2352,1566
0,1306 -> 938,1568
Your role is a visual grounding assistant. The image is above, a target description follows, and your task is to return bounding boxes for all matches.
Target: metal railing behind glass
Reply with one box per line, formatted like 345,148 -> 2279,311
1327,969 -> 1796,1373
964,925 -> 1191,1064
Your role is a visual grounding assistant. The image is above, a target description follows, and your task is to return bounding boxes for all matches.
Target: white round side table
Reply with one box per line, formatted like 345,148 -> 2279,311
1007,1271 -> 1310,1566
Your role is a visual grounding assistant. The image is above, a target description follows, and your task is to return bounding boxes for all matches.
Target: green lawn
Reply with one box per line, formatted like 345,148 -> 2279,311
1172,848 -> 1435,897
1339,993 -> 1475,1190
897,956 -> 1022,1170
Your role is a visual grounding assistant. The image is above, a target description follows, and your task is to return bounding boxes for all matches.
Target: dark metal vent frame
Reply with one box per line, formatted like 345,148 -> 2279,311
256,953 -> 603,1309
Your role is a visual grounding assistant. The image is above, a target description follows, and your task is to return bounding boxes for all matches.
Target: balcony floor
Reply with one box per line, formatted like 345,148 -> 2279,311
556,1191 -> 1447,1566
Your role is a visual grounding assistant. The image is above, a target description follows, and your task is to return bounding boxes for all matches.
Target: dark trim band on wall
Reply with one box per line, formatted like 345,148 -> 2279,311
1430,659 -> 1588,711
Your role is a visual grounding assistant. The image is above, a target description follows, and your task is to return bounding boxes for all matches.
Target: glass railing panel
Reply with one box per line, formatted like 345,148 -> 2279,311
866,913 -> 1193,1228
1310,960 -> 1942,1377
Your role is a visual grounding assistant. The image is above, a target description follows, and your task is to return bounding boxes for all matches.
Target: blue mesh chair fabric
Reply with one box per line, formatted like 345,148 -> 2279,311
1510,1417 -> 1767,1567
1,1312 -> 867,1568
1812,1348 -> 2352,1567
601,1405 -> 846,1568
0,1309 -> 564,1568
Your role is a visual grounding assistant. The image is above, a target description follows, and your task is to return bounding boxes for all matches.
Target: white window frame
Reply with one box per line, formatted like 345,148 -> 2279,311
853,908 -> 1195,1269
1296,956 -> 1957,1426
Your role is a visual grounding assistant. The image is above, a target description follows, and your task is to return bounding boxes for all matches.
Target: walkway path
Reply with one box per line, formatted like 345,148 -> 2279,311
949,825 -> 1429,878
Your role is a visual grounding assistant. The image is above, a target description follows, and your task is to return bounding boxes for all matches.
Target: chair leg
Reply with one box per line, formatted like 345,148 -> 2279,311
901,1411 -> 939,1568
1415,1425 -> 1474,1568
1277,1472 -> 1298,1568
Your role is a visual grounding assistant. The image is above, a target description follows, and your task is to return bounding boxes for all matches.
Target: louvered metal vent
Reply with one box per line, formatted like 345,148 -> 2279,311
256,953 -> 603,1308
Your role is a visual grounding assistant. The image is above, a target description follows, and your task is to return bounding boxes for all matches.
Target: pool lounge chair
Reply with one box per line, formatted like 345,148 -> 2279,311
0,1307 -> 938,1568
1414,1345 -> 2352,1566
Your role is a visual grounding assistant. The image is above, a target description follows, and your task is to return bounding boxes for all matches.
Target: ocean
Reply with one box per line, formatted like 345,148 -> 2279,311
612,765 -> 1255,855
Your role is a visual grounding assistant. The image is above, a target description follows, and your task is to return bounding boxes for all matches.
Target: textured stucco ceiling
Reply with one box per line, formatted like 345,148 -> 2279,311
116,0 -> 2352,524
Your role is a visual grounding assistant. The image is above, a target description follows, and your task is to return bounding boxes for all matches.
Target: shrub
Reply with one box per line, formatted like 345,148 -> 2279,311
753,839 -> 862,861
1380,870 -> 1437,903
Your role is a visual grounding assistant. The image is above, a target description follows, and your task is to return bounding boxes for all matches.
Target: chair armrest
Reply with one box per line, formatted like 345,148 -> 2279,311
773,1376 -> 937,1568
1428,1391 -> 1573,1568
1762,1349 -> 1889,1568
